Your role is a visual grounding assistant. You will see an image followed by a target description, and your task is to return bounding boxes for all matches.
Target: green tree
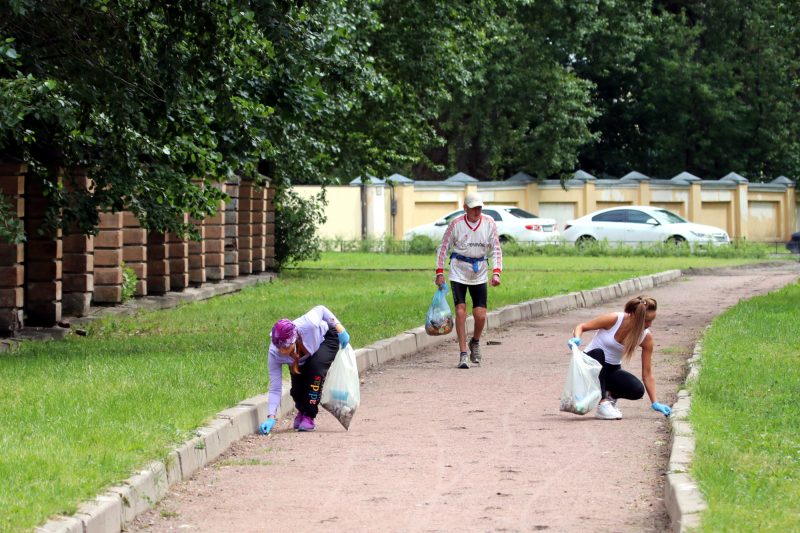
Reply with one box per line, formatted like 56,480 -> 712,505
578,0 -> 800,181
1,1 -> 274,238
416,1 -> 602,180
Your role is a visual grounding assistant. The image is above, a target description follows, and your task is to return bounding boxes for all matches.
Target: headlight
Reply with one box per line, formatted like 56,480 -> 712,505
690,231 -> 710,238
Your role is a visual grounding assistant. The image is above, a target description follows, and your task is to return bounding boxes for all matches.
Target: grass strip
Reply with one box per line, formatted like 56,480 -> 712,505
0,254 -> 769,531
691,282 -> 800,531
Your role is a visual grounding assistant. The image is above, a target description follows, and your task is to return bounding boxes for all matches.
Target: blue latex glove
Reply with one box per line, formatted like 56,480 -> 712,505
259,418 -> 276,435
652,402 -> 672,417
567,337 -> 582,349
338,329 -> 350,349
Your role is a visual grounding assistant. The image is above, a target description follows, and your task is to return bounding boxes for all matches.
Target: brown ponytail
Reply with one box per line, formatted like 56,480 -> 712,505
621,296 -> 657,363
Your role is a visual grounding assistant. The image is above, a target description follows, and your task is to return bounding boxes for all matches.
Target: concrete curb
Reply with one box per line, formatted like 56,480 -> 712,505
36,269 -> 682,533
664,333 -> 709,533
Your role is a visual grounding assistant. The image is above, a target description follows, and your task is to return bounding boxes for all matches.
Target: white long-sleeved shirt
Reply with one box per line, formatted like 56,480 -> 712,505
436,213 -> 502,284
266,305 -> 339,416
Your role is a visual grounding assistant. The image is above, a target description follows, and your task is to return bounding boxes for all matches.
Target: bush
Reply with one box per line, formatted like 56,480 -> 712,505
274,182 -> 327,269
121,264 -> 137,303
408,235 -> 438,254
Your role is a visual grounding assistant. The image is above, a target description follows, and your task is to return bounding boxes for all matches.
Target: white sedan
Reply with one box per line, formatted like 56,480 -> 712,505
404,205 -> 560,244
562,205 -> 730,246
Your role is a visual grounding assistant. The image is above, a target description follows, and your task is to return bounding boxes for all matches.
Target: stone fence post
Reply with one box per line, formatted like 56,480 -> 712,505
24,173 -> 62,326
62,168 -> 94,316
123,212 -> 148,296
251,185 -> 267,273
0,163 -> 26,333
224,179 -> 239,278
93,212 -> 123,304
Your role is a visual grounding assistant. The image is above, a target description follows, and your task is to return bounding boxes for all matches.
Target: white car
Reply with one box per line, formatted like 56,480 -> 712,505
562,205 -> 730,246
403,205 -> 560,244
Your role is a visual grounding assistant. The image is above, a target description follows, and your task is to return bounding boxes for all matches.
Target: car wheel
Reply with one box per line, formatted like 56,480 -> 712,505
666,235 -> 686,245
575,235 -> 596,249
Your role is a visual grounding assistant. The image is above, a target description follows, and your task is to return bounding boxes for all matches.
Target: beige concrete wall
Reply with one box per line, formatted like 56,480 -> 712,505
295,185 -> 361,240
301,175 -> 797,242
749,201 -> 781,240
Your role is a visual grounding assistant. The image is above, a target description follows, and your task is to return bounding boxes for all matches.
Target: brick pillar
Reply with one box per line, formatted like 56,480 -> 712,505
93,212 -> 123,304
204,184 -> 225,282
123,212 -> 147,296
0,163 -> 25,333
146,231 -> 170,295
168,217 -> 189,291
24,174 -> 62,326
188,216 -> 206,286
62,168 -> 94,316
237,179 -> 253,275
265,185 -> 276,270
251,185 -> 267,273
224,179 -> 239,278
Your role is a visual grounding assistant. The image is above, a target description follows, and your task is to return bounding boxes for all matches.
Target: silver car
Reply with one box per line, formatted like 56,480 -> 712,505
562,205 -> 730,246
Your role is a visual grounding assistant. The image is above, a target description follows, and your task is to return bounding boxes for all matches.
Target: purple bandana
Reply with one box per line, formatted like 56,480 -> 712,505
271,318 -> 297,348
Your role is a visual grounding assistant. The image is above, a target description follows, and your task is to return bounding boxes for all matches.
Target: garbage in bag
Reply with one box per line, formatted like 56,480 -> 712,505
321,344 -> 360,430
560,343 -> 603,415
425,285 -> 454,336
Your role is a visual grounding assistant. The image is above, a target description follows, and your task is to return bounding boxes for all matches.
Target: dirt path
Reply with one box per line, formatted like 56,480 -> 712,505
131,263 -> 799,533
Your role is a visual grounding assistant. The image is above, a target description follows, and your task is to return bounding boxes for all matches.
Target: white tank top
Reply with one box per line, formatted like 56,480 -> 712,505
585,312 -> 650,365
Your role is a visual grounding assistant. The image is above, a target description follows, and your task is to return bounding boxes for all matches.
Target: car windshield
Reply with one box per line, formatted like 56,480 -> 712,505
444,210 -> 464,222
653,209 -> 688,224
506,207 -> 539,219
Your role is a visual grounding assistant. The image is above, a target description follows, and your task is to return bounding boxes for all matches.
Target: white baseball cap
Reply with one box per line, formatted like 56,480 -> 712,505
464,192 -> 484,208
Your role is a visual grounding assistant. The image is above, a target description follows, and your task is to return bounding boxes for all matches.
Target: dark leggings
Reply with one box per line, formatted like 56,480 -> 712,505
290,329 -> 339,418
585,348 -> 645,401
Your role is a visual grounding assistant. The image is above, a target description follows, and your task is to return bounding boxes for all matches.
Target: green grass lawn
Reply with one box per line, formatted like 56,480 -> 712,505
691,281 -> 800,531
0,253 -> 776,531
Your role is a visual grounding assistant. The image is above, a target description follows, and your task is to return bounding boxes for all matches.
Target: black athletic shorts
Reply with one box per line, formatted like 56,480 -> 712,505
450,280 -> 488,308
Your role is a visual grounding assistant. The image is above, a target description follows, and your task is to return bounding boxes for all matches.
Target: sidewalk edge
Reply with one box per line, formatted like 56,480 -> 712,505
664,333 -> 708,533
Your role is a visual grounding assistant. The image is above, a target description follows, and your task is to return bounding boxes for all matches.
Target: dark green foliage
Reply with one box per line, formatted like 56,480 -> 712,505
1,1 -> 272,239
578,1 -> 800,181
2,0 -> 796,251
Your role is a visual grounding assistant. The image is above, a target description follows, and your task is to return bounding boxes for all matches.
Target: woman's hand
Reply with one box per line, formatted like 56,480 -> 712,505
567,337 -> 582,349
337,329 -> 350,348
259,417 -> 276,435
651,402 -> 671,417
491,273 -> 501,287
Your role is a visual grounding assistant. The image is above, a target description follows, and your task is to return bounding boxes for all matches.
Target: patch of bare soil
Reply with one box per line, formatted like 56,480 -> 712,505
130,263 -> 799,533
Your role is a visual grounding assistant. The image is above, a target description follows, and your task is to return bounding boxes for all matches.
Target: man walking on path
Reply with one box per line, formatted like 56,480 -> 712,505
435,192 -> 503,369
133,264 -> 799,533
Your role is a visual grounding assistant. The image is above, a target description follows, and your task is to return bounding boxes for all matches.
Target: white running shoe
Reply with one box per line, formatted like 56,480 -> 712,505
458,352 -> 470,369
595,400 -> 623,420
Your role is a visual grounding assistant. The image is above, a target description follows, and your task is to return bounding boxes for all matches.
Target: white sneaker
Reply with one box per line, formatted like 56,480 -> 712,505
609,397 -> 623,418
595,401 -> 622,420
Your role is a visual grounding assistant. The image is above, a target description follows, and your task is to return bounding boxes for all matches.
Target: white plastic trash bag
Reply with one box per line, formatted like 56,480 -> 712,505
560,344 -> 603,415
321,343 -> 361,430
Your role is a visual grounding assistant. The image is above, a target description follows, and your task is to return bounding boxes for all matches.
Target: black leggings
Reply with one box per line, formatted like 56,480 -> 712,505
585,348 -> 645,401
290,329 -> 339,418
